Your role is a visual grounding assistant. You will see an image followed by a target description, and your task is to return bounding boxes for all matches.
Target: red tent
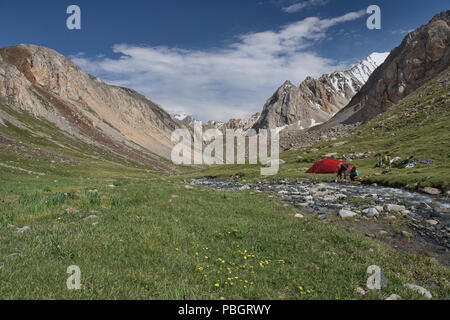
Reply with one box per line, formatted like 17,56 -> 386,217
306,158 -> 348,174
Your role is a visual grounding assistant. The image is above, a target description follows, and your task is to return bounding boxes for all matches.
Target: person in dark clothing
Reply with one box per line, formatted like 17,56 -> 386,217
336,163 -> 349,180
347,167 -> 359,181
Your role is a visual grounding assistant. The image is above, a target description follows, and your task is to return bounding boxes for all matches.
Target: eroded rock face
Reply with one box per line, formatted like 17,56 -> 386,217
326,11 -> 450,127
252,53 -> 388,132
0,44 -> 185,164
205,112 -> 261,136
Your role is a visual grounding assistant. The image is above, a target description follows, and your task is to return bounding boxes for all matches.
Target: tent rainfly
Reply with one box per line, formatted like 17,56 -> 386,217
306,158 -> 348,174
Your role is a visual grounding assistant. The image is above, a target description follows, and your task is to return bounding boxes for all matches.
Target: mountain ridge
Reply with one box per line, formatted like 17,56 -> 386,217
322,10 -> 450,128
0,44 -> 186,170
251,52 -> 389,132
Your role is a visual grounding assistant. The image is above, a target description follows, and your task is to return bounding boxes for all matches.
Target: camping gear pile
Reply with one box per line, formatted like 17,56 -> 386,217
375,155 -> 434,170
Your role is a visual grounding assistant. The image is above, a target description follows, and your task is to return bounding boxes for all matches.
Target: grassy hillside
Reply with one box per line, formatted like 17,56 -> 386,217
0,102 -> 171,180
182,68 -> 450,190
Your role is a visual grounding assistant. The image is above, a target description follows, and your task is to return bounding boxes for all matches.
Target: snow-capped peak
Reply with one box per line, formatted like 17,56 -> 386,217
173,113 -> 190,121
367,52 -> 390,67
341,52 -> 390,87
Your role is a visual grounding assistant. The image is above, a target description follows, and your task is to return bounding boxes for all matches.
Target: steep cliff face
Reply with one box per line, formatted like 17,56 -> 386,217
0,44 -> 185,167
324,11 -> 450,127
252,52 -> 388,132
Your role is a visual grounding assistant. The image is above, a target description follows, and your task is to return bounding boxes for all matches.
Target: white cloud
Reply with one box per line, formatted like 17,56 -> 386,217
391,29 -> 414,35
282,0 -> 329,14
71,10 -> 366,122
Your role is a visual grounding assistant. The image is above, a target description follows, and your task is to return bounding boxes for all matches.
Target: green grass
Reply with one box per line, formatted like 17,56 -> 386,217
0,175 -> 449,300
0,103 -> 169,176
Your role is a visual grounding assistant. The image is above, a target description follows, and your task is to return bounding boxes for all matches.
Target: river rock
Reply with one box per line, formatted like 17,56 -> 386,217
425,220 -> 439,226
356,287 -> 367,296
339,209 -> 358,219
404,284 -> 432,299
386,204 -> 406,213
386,294 -> 401,300
323,195 -> 337,202
296,203 -> 310,207
362,208 -> 379,217
324,152 -> 338,158
401,210 -> 411,216
263,159 -> 285,167
332,141 -> 347,147
315,191 -> 330,197
295,213 -> 304,219
422,187 -> 441,195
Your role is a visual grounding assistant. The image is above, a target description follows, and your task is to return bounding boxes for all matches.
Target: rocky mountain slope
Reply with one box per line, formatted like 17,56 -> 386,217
0,44 -> 186,170
174,111 -> 261,140
205,112 -> 261,134
323,10 -> 450,127
252,52 -> 389,132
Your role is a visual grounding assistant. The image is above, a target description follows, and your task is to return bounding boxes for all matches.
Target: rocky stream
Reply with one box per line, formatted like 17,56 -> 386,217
191,178 -> 450,266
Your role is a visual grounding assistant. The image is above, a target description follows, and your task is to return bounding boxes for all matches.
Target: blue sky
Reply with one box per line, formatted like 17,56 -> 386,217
1,0 -> 448,121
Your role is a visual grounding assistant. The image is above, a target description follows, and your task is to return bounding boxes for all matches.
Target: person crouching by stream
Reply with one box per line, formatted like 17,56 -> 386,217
336,163 -> 350,181
346,166 -> 360,182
